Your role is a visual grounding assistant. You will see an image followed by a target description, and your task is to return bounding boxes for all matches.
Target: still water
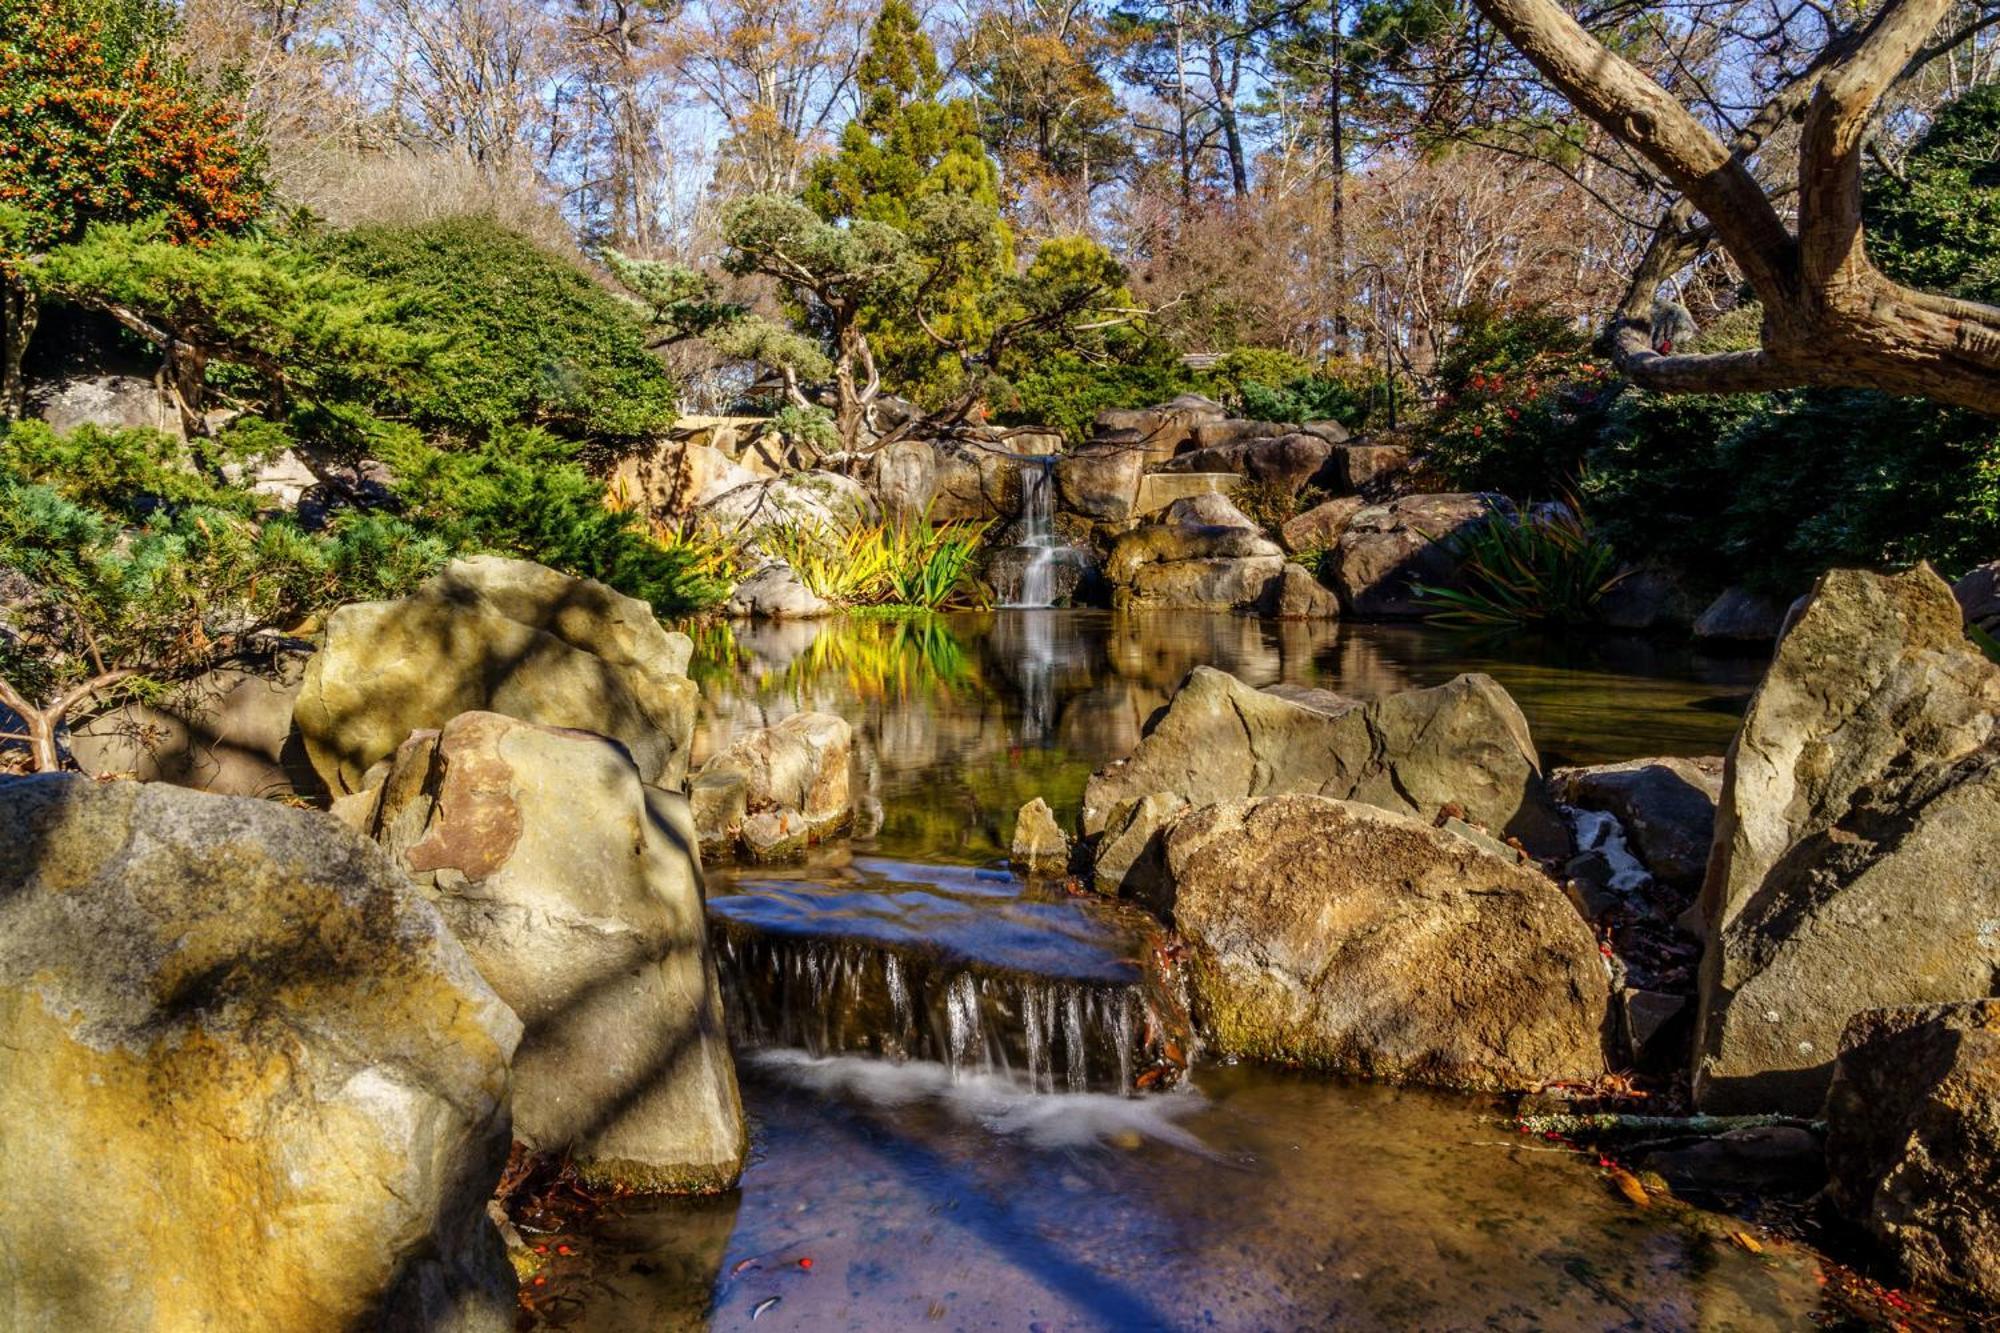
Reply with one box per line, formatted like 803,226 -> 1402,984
523,611 -> 1872,1331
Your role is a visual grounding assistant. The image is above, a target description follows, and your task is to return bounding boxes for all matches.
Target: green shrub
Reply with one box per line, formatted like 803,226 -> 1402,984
1587,387 -> 2000,596
995,351 -> 1201,444
372,423 -> 730,615
1209,348 -> 1378,428
1413,499 -> 1627,627
313,217 -> 678,442
1424,302 -> 1617,497
1866,84 -> 2000,305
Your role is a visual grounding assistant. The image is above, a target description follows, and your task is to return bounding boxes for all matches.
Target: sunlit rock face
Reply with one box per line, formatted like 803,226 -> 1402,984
296,556 -> 698,794
1694,565 -> 2000,1115
0,775 -> 521,1331
1153,794 -> 1609,1092
1080,664 -> 1569,859
365,711 -> 746,1193
692,711 -> 854,861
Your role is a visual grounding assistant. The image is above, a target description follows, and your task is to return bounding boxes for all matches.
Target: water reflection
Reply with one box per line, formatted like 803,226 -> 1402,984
688,610 -> 1765,863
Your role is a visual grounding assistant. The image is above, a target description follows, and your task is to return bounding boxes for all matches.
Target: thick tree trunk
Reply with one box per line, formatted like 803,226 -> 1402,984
1473,0 -> 2000,413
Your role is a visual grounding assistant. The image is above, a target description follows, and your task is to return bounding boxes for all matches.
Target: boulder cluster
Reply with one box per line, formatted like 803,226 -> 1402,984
1014,562 -> 2000,1310
0,555 -> 859,1329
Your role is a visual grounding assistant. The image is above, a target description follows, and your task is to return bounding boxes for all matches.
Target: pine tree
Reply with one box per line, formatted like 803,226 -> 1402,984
804,0 -> 1014,408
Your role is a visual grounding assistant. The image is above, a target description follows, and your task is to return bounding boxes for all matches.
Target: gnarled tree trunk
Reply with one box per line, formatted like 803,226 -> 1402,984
1473,0 -> 2000,413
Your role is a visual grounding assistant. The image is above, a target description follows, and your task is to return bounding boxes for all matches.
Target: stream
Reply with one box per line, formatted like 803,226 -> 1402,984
520,611 -> 1877,1330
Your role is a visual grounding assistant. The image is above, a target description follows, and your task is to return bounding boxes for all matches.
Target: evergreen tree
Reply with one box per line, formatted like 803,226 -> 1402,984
804,0 -> 1014,406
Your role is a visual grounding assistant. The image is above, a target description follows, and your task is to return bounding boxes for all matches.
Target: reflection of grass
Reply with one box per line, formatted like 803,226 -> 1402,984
684,613 -> 981,701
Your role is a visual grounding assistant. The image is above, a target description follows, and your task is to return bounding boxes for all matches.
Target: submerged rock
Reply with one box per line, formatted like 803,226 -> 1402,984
368,712 -> 746,1193
1011,797 -> 1071,877
1081,665 -> 1568,859
1154,795 -> 1608,1091
1693,566 -> 2000,1114
296,556 -> 698,794
691,712 -> 853,861
1825,1001 -> 2000,1309
0,775 -> 520,1330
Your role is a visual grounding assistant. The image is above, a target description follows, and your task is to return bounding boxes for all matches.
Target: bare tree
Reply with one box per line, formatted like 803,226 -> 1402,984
1473,0 -> 2000,411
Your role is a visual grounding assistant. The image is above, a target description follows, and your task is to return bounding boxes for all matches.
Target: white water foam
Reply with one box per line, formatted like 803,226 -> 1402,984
751,1048 -> 1214,1156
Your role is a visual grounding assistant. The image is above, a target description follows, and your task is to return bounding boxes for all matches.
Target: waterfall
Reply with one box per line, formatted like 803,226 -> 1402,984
713,925 -> 1188,1094
997,456 -> 1079,609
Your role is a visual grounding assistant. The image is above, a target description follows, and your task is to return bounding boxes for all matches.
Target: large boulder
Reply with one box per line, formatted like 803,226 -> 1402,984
1081,665 -> 1569,865
295,557 -> 698,795
690,711 -> 853,860
1154,795 -> 1609,1091
1092,394 -> 1226,465
1328,493 -> 1508,618
694,470 -> 877,541
1693,566 -> 2000,1114
1825,1001 -> 1999,1309
1105,523 -> 1289,612
929,439 -> 1029,522
0,775 -> 520,1330
365,712 -> 746,1193
66,639 -> 319,796
608,438 -> 762,521
1188,417 -> 1291,451
1056,441 -> 1147,522
30,372 -> 180,437
1339,442 -> 1411,493
1551,756 -> 1723,889
1159,433 -> 1338,494
1280,495 -> 1364,553
869,436 -> 938,525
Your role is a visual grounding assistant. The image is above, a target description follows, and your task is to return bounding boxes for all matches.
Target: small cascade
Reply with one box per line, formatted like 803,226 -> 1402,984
995,456 -> 1084,609
713,925 -> 1186,1094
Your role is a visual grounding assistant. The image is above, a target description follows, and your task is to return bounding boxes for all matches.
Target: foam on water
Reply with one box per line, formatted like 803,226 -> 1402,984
750,1048 -> 1214,1155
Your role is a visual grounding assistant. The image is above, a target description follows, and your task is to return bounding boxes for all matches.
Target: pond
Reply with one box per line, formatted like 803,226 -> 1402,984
522,611 -> 1883,1331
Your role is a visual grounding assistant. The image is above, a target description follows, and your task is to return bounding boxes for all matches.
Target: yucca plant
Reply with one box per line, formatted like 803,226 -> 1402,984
1414,497 -> 1628,628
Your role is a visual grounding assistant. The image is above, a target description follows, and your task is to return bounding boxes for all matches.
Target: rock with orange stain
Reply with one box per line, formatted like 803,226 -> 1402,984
367,712 -> 746,1195
0,774 -> 521,1331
